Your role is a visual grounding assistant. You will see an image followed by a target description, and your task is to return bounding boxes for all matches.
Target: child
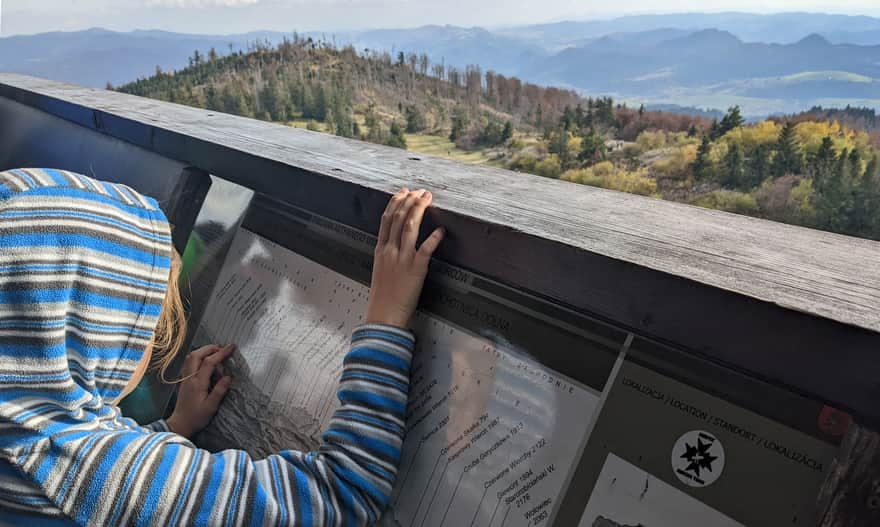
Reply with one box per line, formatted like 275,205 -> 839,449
0,168 -> 444,526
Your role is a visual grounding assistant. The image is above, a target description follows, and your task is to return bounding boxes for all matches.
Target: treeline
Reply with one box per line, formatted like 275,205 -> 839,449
117,36 -> 706,153
117,38 -> 880,241
118,36 -> 586,149
678,107 -> 880,240
503,102 -> 880,240
784,105 -> 880,135
498,100 -> 708,195
481,95 -> 708,189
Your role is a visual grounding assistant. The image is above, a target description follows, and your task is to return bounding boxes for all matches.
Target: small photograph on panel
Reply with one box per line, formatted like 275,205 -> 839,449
578,453 -> 744,527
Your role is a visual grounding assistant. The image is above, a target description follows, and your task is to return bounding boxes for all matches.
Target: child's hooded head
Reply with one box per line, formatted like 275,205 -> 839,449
0,168 -> 182,453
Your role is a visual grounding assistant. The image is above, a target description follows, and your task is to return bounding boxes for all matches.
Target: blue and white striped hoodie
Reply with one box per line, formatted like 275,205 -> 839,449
0,168 -> 414,526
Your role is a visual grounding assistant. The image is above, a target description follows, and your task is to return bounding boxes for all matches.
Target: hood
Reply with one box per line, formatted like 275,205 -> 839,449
0,168 -> 171,452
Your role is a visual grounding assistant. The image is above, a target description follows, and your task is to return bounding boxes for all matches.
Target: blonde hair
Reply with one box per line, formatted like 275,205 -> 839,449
151,249 -> 188,382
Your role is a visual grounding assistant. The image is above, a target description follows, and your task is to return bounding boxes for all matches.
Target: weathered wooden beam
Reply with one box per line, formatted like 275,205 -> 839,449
0,95 -> 211,254
1,73 -> 879,425
817,423 -> 880,526
3,74 -> 878,333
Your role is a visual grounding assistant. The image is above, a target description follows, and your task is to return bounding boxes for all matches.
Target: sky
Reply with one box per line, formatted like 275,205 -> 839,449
3,0 -> 880,36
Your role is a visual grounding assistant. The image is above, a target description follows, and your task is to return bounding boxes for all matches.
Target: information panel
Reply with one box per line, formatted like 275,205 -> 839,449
193,198 -> 626,527
570,356 -> 839,527
190,197 -> 842,527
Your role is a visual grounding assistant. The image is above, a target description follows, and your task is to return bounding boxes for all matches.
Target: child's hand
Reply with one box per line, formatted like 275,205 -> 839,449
166,344 -> 234,438
365,188 -> 445,328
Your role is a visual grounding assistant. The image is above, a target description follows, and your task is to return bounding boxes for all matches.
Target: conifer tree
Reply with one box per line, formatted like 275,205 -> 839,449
481,121 -> 505,147
386,121 -> 407,149
837,148 -> 852,186
501,121 -> 514,143
722,143 -> 745,188
851,152 -> 880,236
866,154 -> 879,181
814,136 -> 837,172
549,127 -> 574,169
595,97 -> 616,127
310,84 -> 328,121
811,141 -> 850,232
221,83 -> 250,117
771,122 -> 803,176
205,86 -> 221,112
560,106 -> 576,132
808,137 -> 840,231
849,148 -> 863,178
578,128 -> 607,164
692,136 -> 713,180
713,106 -> 745,139
364,103 -> 379,130
746,144 -> 770,188
862,154 -> 880,236
574,104 -> 586,128
810,136 -> 838,201
708,119 -> 719,140
726,105 -> 744,128
260,77 -> 288,121
449,107 -> 468,141
405,106 -> 426,133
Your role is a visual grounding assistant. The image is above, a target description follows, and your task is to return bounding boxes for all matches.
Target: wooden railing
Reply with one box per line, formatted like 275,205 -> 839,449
1,73 -> 878,526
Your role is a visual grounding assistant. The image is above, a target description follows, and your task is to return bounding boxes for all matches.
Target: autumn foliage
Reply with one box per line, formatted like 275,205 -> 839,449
119,38 -> 880,241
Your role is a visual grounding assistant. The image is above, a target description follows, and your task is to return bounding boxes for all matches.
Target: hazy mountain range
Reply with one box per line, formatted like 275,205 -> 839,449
3,12 -> 880,117
0,28 -> 282,89
500,12 -> 880,49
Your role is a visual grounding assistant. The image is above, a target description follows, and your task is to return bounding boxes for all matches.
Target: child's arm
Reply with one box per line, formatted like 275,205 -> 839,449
20,189 -> 442,526
164,188 -> 444,441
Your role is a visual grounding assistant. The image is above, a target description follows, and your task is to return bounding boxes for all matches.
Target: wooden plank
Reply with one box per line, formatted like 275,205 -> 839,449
0,96 -> 211,254
2,73 -> 880,424
817,423 -> 880,526
2,73 -> 877,332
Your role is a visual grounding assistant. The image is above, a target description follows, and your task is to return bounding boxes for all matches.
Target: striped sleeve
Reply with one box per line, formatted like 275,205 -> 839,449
19,323 -> 414,526
143,420 -> 170,433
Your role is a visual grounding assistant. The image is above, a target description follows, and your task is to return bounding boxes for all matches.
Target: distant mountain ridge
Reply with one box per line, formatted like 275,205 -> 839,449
531,29 -> 880,88
345,26 -> 549,74
2,12 -> 880,116
502,12 -> 880,47
0,28 -> 291,88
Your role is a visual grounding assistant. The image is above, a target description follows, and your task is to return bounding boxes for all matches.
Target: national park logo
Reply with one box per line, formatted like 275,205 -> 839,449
672,430 -> 725,488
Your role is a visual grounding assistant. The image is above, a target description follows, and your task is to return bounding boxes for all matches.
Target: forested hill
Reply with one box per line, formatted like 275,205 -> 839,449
118,37 -> 880,242
118,37 -> 709,147
118,37 -> 586,145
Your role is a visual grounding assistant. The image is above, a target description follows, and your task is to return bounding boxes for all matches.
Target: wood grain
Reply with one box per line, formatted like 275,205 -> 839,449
3,73 -> 877,332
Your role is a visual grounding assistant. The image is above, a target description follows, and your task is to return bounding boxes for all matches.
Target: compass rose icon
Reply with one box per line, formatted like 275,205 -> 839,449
672,430 -> 726,487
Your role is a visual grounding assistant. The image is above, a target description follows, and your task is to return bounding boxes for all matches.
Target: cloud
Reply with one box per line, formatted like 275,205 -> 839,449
150,0 -> 260,7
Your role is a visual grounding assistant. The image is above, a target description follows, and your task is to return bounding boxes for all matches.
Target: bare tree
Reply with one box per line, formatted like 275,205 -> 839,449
419,53 -> 430,76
